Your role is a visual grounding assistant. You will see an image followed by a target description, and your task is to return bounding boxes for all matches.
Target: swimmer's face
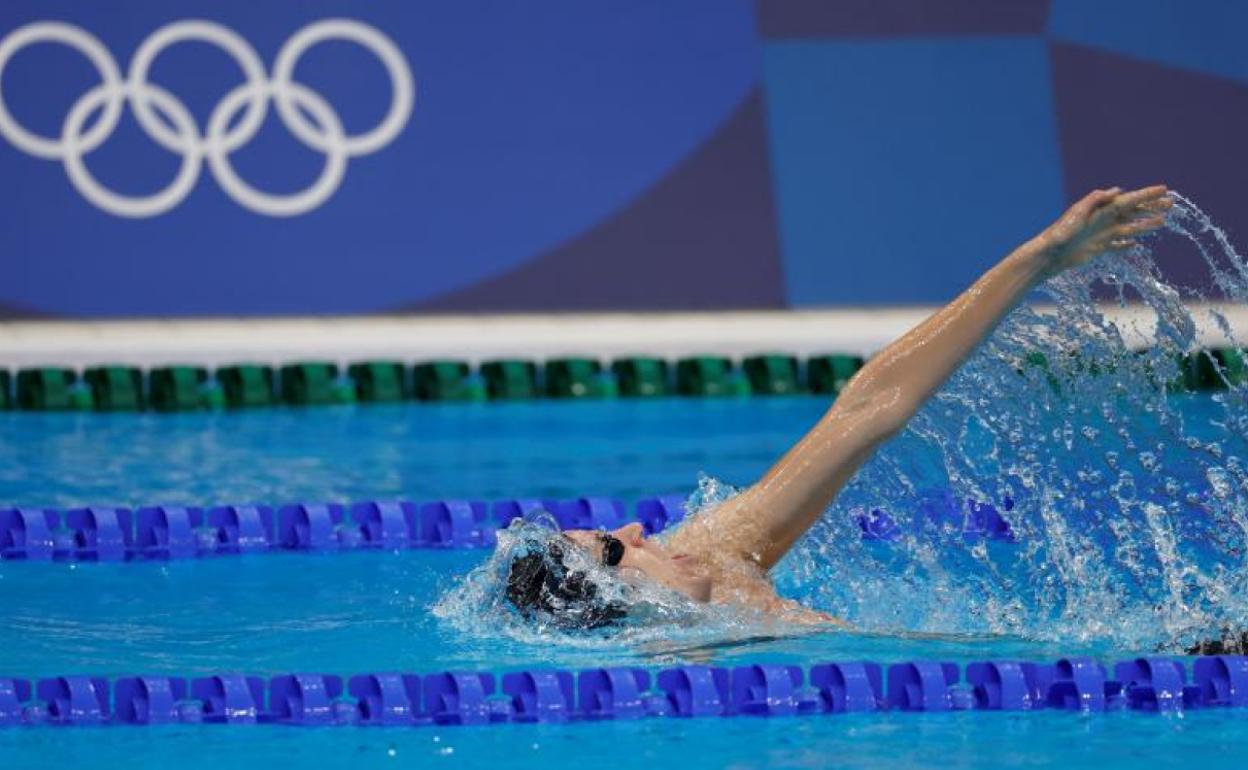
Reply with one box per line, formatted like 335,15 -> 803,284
564,522 -> 713,603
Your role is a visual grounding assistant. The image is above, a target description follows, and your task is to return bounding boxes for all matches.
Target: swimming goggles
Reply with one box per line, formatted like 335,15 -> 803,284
598,533 -> 625,567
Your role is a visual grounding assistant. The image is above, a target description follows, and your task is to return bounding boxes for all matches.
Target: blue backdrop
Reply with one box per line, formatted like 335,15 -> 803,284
0,0 -> 1244,317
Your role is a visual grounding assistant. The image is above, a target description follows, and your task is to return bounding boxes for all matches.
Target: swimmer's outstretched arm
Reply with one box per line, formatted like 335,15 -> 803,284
708,185 -> 1172,569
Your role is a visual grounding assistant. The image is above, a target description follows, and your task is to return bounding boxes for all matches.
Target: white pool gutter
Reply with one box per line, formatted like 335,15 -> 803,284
0,304 -> 1244,370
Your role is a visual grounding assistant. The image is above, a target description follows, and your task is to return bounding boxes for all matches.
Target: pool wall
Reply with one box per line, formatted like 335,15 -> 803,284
2,2 -> 1244,318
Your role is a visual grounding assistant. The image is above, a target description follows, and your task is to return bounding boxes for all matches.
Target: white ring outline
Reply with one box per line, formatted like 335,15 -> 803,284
127,19 -> 268,155
206,82 -> 347,217
0,21 -> 123,159
62,82 -> 203,218
271,18 -> 415,156
0,18 -> 414,217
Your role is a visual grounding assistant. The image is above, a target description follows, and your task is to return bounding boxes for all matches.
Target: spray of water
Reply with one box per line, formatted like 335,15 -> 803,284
779,193 -> 1248,650
432,510 -> 791,650
438,194 -> 1247,652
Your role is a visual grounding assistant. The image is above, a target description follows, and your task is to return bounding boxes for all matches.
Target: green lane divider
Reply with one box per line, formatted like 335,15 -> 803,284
598,372 -> 620,398
83,366 -> 145,412
1218,347 -> 1248,388
348,361 -> 407,403
199,381 -> 226,409
1186,348 -> 1247,391
1163,353 -> 1188,392
148,366 -> 207,412
807,354 -> 864,395
732,371 -> 754,396
3,346 -> 1240,416
15,367 -> 77,411
1132,351 -> 1187,392
331,379 -> 357,404
216,364 -> 276,409
675,356 -> 735,397
1017,351 -> 1064,393
1173,351 -> 1197,391
743,354 -> 802,396
413,361 -> 478,402
481,359 -> 538,400
279,362 -> 338,406
69,384 -> 94,410
545,358 -> 606,398
612,357 -> 669,397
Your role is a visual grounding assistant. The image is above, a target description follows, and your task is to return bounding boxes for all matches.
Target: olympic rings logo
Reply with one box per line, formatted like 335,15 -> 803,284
0,19 -> 415,218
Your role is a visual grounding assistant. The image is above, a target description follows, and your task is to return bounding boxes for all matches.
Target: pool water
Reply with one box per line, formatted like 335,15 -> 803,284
0,396 -> 826,509
1,394 -> 1247,769
6,706 -> 1248,770
0,397 -> 1112,672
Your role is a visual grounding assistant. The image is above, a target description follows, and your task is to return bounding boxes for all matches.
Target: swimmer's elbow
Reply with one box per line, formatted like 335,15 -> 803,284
876,402 -> 917,442
835,387 -> 916,447
864,404 -> 910,444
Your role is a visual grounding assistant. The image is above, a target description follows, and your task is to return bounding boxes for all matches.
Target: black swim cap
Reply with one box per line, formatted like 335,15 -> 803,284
505,539 -> 626,630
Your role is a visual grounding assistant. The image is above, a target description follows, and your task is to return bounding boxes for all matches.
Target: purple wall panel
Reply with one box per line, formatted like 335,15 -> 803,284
1,0 -> 1244,317
1050,42 -> 1248,294
412,90 -> 784,312
755,0 -> 1051,39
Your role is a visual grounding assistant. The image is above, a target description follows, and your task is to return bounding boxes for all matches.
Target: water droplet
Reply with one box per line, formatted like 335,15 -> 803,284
1207,467 -> 1232,499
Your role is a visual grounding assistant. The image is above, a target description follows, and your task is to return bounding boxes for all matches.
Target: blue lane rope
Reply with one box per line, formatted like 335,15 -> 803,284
0,491 -> 1015,562
2,656 -> 1246,728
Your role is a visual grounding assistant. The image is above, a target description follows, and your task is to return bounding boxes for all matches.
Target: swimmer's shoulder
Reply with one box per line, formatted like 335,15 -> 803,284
666,497 -> 772,564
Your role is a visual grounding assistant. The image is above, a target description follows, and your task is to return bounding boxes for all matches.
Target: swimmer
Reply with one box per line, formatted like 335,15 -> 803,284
506,185 -> 1174,629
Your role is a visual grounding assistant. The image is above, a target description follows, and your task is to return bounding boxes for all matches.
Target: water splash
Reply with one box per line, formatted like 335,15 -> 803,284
778,193 -> 1248,651
432,510 -> 801,650
437,194 -> 1246,653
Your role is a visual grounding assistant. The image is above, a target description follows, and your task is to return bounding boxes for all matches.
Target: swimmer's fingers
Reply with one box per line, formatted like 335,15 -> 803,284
1074,187 -> 1122,217
1121,199 -> 1173,227
1118,184 -> 1169,206
1101,215 -> 1167,253
1101,185 -> 1171,223
1136,195 -> 1175,214
1089,215 -> 1166,254
1117,214 -> 1168,237
1035,185 -> 1167,275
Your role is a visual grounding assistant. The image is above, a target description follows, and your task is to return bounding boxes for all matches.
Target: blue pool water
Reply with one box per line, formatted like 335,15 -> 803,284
4,195 -> 1248,767
1,392 -> 1247,768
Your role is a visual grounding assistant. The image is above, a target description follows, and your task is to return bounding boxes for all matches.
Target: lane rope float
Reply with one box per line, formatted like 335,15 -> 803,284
3,656 -> 1246,728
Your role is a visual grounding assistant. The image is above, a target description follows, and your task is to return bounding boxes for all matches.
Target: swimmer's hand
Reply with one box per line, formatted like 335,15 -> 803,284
1029,184 -> 1172,279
